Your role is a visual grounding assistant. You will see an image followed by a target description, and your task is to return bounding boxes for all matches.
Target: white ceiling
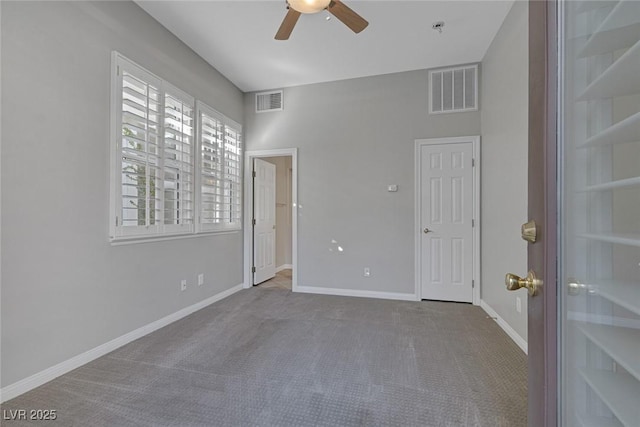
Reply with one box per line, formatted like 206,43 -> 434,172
136,0 -> 515,93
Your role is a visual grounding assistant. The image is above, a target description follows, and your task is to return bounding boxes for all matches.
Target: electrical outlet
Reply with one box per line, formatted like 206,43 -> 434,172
198,274 -> 204,286
363,267 -> 371,277
181,279 -> 187,292
516,297 -> 522,313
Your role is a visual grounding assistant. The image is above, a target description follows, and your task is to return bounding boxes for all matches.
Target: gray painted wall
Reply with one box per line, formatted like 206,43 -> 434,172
1,1 -> 244,387
479,0 -> 529,342
244,70 -> 481,295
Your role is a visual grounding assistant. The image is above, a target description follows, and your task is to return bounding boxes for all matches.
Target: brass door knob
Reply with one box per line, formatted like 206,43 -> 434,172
505,270 -> 541,296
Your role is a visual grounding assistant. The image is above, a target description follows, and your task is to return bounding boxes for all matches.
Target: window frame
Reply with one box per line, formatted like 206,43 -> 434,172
109,52 -> 242,243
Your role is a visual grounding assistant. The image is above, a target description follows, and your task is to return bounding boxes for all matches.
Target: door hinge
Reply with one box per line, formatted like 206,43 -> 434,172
252,218 -> 256,226
472,158 -> 475,167
472,280 -> 475,288
472,219 -> 475,227
115,216 -> 119,227
252,171 -> 256,178
252,266 -> 256,273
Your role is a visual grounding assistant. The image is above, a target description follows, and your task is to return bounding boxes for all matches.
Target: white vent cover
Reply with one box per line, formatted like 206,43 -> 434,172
429,65 -> 478,114
256,90 -> 283,113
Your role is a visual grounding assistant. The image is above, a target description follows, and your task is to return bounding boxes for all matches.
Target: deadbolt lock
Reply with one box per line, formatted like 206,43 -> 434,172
521,220 -> 537,243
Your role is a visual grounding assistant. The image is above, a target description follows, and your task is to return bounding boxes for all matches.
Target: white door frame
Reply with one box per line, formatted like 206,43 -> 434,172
243,148 -> 298,291
414,136 -> 481,305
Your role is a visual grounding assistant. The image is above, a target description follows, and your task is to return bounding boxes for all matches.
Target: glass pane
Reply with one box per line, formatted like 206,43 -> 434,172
559,2 -> 640,426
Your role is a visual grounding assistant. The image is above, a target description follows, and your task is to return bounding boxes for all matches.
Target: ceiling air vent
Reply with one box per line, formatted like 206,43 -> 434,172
429,64 -> 478,114
256,90 -> 283,113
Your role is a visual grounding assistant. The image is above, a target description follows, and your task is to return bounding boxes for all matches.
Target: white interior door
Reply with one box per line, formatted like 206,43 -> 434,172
420,142 -> 474,302
253,158 -> 276,284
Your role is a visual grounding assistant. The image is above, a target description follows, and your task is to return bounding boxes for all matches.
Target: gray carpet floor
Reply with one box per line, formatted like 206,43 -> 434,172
1,288 -> 527,426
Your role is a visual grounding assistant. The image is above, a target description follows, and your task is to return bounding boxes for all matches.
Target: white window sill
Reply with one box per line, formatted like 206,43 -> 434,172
110,230 -> 240,246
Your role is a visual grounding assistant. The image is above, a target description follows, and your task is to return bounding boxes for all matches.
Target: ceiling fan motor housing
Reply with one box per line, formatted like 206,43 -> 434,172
288,0 -> 332,14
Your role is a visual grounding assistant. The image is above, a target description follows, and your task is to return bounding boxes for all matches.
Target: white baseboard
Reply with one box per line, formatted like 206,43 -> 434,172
276,264 -> 293,273
480,300 -> 528,354
0,283 -> 244,403
296,285 -> 418,301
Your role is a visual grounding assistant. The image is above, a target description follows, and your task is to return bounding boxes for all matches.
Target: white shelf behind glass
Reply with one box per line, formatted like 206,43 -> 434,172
578,0 -> 640,57
579,369 -> 640,427
578,39 -> 640,100
579,112 -> 640,148
578,323 -> 640,382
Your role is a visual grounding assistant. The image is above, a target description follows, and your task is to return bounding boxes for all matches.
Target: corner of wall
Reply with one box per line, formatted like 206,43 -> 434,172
479,0 -> 529,347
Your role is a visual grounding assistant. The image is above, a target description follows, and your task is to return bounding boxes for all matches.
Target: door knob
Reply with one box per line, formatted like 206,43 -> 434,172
423,228 -> 433,234
505,270 -> 541,296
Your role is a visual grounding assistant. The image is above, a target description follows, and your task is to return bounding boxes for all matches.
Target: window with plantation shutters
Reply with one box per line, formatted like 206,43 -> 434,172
110,53 -> 241,242
197,101 -> 242,231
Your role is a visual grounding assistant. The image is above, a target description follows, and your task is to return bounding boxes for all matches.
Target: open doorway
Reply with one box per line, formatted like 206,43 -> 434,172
243,148 -> 298,292
254,156 -> 292,289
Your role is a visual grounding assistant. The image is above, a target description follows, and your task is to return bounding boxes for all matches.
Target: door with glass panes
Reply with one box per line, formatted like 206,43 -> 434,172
558,1 -> 640,425
526,1 -> 640,425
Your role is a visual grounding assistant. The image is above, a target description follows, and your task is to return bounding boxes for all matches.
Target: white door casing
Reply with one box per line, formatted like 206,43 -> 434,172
253,158 -> 276,284
243,148 -> 298,291
415,137 -> 480,304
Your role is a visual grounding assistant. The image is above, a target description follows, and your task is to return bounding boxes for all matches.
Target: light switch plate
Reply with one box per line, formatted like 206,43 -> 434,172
387,184 -> 398,192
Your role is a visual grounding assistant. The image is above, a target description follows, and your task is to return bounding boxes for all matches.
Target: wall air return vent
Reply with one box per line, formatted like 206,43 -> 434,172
256,90 -> 283,113
429,64 -> 478,114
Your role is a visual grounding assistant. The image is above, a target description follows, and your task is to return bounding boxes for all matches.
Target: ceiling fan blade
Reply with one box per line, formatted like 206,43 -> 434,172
275,8 -> 301,40
327,0 -> 368,34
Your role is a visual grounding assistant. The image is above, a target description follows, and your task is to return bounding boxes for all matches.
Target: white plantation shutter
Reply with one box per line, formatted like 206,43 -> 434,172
116,57 -> 163,237
163,86 -> 195,233
223,121 -> 242,227
198,104 -> 225,231
197,102 -> 242,231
